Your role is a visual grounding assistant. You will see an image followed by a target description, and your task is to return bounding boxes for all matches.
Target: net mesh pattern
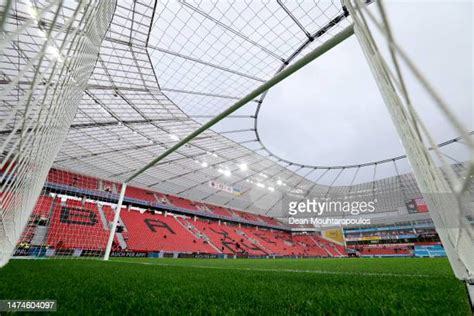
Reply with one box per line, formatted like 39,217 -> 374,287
0,0 -> 116,265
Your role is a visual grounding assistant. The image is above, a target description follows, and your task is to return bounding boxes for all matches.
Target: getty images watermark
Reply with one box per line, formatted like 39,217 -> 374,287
285,196 -> 377,226
279,191 -> 473,228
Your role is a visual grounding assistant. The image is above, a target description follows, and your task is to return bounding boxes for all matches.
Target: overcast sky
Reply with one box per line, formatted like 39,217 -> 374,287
155,1 -> 473,186
255,1 -> 472,183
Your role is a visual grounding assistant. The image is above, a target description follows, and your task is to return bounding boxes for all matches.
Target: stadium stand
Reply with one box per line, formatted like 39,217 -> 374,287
256,229 -> 305,256
167,195 -> 200,211
192,220 -> 269,256
206,205 -> 235,217
48,169 -> 97,190
120,210 -> 216,253
17,195 -> 54,245
15,169 -> 349,257
257,215 -> 281,226
350,244 -> 413,257
414,243 -> 446,257
125,186 -> 159,203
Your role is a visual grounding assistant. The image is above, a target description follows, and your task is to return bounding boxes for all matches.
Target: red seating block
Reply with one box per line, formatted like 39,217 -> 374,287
120,211 -> 214,253
47,199 -> 109,250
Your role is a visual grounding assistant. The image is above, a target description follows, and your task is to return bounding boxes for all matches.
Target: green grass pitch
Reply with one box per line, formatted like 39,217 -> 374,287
0,257 -> 471,315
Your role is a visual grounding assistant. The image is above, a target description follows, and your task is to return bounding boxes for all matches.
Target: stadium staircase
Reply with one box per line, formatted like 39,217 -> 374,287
115,233 -> 128,250
175,217 -> 223,254
96,204 -> 110,230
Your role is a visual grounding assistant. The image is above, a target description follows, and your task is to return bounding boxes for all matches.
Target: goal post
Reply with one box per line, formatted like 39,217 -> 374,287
104,183 -> 127,261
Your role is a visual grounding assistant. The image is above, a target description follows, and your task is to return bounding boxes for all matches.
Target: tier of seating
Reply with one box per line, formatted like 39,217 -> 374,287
206,205 -> 233,217
292,235 -> 331,257
414,244 -> 446,257
350,244 -> 412,256
46,168 -> 284,227
244,227 -> 304,256
47,169 -> 98,190
191,219 -> 268,255
124,186 -> 158,203
18,195 -> 54,244
257,215 -> 281,226
120,210 -> 215,253
18,193 -> 347,257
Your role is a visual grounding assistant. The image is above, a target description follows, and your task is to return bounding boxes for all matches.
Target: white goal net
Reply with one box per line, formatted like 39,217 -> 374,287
345,0 -> 473,281
0,0 -> 115,266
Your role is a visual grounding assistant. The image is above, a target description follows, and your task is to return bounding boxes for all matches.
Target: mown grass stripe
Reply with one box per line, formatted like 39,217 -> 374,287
112,259 -> 451,279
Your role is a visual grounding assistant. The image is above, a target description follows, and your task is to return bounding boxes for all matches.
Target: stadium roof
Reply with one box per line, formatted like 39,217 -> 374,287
2,0 -> 470,218
44,0 -> 353,216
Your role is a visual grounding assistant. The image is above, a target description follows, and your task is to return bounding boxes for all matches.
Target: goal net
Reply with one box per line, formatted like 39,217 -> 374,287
15,168 -> 128,259
345,0 -> 473,281
0,0 -> 115,266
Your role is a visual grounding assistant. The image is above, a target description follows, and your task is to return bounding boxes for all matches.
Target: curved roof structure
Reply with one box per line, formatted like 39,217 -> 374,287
49,0 -> 351,216
2,0 -> 471,220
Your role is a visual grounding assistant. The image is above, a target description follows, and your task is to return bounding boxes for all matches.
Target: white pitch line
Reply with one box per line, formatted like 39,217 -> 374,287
111,260 -> 442,279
